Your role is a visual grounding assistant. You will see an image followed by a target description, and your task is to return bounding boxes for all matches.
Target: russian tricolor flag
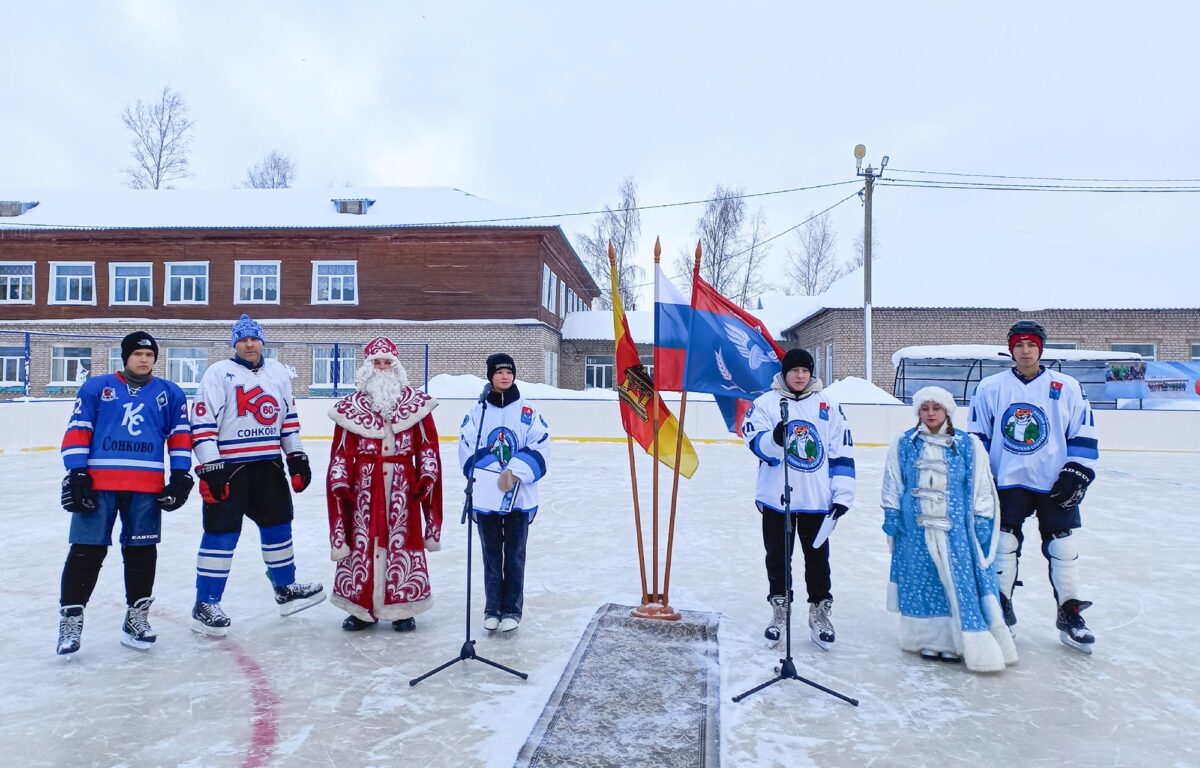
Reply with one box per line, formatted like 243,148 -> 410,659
653,265 -> 689,392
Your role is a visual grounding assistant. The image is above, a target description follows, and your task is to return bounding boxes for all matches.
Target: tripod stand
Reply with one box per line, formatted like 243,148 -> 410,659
410,390 -> 527,686
732,398 -> 858,706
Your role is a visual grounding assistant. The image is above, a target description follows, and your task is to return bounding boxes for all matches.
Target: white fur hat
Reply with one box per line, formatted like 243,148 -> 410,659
911,386 -> 957,420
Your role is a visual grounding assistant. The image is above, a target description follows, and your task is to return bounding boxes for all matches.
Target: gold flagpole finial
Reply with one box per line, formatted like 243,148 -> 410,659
607,241 -> 616,266
653,236 -> 661,264
694,240 -> 702,269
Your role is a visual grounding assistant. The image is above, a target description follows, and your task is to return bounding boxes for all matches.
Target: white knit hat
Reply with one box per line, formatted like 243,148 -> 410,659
911,386 -> 957,420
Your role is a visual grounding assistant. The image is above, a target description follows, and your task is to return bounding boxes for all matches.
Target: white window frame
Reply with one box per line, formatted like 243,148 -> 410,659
0,261 -> 35,305
108,262 -> 153,306
234,260 -> 282,305
310,261 -> 359,305
1110,342 -> 1157,361
164,261 -> 210,305
824,343 -> 833,383
108,346 -> 123,375
543,349 -> 559,387
558,281 -> 566,318
585,354 -> 615,390
541,265 -> 552,309
311,346 -> 357,389
0,346 -> 25,386
1191,343 -> 1200,363
50,346 -> 92,386
165,347 -> 208,390
48,262 -> 96,306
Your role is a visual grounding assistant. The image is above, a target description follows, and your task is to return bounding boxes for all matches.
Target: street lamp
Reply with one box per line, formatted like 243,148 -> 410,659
854,144 -> 886,385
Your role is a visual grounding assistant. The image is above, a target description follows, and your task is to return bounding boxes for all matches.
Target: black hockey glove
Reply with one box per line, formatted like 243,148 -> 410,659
1048,462 -> 1095,509
772,422 -> 786,447
286,452 -> 312,493
156,470 -> 195,512
196,462 -> 231,504
60,469 -> 97,514
831,503 -> 849,520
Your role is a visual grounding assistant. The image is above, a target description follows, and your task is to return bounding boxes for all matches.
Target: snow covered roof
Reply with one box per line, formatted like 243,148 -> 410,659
0,187 -> 562,232
891,343 -> 1141,368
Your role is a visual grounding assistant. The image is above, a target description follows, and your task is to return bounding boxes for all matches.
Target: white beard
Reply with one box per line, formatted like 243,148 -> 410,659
358,365 -> 406,417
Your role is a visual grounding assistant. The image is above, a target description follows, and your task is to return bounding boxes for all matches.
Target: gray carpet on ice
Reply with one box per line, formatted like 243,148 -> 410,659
515,603 -> 720,768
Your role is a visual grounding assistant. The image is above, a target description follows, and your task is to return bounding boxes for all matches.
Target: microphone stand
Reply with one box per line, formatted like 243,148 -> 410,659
733,396 -> 858,706
410,387 -> 527,686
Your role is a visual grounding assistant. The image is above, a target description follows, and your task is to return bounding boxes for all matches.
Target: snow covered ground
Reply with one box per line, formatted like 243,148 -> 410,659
2,442 -> 1198,768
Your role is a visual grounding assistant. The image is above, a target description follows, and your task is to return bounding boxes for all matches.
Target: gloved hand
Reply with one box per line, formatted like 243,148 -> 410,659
882,509 -> 900,537
61,469 -> 97,513
831,503 -> 849,520
772,422 -> 787,447
156,470 -> 195,511
286,452 -> 311,493
196,462 -> 231,504
1048,461 -> 1095,509
498,468 -> 518,492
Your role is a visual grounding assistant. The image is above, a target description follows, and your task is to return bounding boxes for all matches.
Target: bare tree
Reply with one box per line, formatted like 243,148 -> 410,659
575,177 -> 643,310
674,185 -> 748,299
734,208 -> 770,307
786,211 -> 842,295
239,150 -> 296,189
849,229 -> 882,269
121,86 -> 196,189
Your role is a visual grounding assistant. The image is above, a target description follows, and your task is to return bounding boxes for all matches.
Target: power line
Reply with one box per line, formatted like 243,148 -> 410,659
888,168 -> 1200,183
880,179 -> 1200,193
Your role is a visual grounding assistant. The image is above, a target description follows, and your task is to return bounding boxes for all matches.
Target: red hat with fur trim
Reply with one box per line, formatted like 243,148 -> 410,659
363,336 -> 399,363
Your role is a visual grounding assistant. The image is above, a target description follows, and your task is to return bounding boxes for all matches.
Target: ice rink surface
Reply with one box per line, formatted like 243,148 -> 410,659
2,442 -> 1198,768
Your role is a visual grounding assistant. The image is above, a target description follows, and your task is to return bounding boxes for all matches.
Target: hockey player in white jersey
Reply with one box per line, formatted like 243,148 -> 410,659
189,315 -> 324,635
968,320 -> 1098,654
742,348 -> 855,650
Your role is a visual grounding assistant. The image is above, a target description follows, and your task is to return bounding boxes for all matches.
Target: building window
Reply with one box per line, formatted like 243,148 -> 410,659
49,263 -> 95,305
558,281 -> 566,318
51,346 -> 92,385
639,354 -> 654,379
166,348 -> 208,389
165,262 -> 209,304
235,261 -> 281,304
585,354 -> 615,389
541,265 -> 552,309
109,263 -> 153,305
1192,344 -> 1200,362
312,346 -> 356,388
1110,342 -> 1156,361
1045,342 -> 1078,350
0,263 -> 35,304
0,200 -> 37,217
108,346 -> 123,374
0,346 -> 25,386
824,343 -> 834,382
544,350 -> 559,386
312,262 -> 358,304
332,198 -> 373,215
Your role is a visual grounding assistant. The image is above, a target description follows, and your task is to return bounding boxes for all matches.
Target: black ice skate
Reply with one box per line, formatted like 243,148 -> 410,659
192,601 -> 231,636
1056,599 -> 1095,655
999,592 -> 1018,637
764,595 -> 787,648
274,582 -> 326,616
121,597 -> 157,651
808,598 -> 836,651
56,605 -> 84,655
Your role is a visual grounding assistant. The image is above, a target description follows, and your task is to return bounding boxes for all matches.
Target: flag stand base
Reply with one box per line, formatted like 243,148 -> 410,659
631,595 -> 681,621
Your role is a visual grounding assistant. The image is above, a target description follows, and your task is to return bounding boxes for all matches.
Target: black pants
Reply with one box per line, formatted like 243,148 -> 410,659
998,487 -> 1080,552
762,510 -> 831,603
60,543 -> 156,607
476,512 -> 529,619
202,458 -> 294,534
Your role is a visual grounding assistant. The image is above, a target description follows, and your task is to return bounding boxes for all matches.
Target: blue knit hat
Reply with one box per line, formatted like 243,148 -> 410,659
230,314 -> 265,346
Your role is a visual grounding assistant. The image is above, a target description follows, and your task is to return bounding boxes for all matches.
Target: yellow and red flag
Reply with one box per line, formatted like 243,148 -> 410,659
609,255 -> 698,478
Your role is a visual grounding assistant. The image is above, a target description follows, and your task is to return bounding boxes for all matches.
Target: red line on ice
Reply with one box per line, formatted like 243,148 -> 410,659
226,643 -> 279,768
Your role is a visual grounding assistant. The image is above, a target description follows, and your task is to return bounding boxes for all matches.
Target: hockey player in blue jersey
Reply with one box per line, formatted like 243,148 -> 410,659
742,348 -> 855,651
189,315 -> 324,636
968,320 -> 1099,654
56,331 -> 194,655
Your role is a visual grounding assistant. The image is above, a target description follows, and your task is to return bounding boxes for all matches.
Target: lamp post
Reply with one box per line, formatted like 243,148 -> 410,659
854,144 -> 887,385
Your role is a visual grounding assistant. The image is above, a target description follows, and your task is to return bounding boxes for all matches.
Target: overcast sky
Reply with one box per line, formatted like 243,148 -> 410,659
4,1 -> 1198,305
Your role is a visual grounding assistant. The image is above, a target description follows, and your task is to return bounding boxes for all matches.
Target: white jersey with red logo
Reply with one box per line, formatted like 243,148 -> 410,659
191,357 -> 302,464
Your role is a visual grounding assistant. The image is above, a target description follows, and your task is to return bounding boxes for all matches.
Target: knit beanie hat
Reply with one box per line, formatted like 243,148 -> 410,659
486,353 -> 516,382
781,348 -> 815,374
230,314 -> 265,346
120,331 -> 158,364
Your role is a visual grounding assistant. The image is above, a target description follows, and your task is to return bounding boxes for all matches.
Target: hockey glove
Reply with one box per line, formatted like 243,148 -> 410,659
286,452 -> 312,493
196,462 -> 232,504
156,470 -> 195,512
772,422 -> 786,447
497,468 -> 518,492
1048,461 -> 1095,509
60,469 -> 97,514
831,503 -> 849,520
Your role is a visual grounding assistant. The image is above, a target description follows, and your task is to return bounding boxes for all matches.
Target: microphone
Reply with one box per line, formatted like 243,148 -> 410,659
478,383 -> 493,403
779,398 -> 790,425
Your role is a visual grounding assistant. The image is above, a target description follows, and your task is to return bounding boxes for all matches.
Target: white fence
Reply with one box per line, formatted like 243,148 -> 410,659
3,397 -> 1198,454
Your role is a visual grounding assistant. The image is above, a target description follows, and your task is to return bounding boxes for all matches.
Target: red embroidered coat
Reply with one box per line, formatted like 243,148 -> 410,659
326,388 -> 443,622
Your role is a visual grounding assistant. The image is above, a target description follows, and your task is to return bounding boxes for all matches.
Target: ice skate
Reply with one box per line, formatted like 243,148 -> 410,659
56,605 -> 84,655
808,598 -> 836,651
999,592 -> 1018,637
499,616 -> 520,633
764,595 -> 787,648
1056,599 -> 1095,655
274,582 -> 325,616
483,615 -> 501,631
192,601 -> 231,636
121,597 -> 157,651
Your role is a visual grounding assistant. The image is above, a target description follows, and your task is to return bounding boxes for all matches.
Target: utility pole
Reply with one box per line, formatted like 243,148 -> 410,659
854,144 -> 887,385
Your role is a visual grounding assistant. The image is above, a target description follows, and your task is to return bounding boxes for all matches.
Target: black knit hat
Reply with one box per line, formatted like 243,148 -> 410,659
121,331 -> 158,365
781,348 -> 814,374
486,353 -> 516,382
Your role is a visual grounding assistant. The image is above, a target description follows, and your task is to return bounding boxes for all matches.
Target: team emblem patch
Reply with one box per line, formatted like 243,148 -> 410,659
819,402 -> 829,421
521,406 -> 533,425
101,387 -> 116,402
1049,380 -> 1063,400
783,419 -> 825,473
157,392 -> 168,409
486,427 -> 518,466
1000,402 -> 1049,455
